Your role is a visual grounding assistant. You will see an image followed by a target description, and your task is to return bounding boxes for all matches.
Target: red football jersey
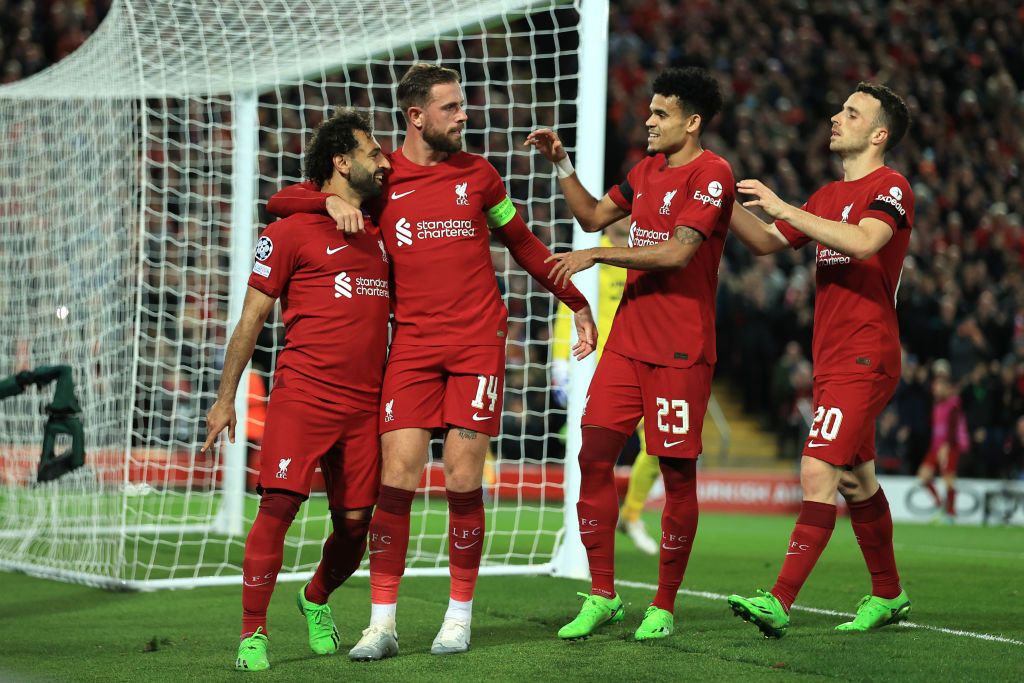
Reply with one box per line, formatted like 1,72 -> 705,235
775,166 -> 914,379
247,213 -> 391,407
606,150 -> 735,368
376,149 -> 511,345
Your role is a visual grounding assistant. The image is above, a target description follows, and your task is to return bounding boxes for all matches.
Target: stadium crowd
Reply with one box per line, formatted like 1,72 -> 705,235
9,0 -> 1022,479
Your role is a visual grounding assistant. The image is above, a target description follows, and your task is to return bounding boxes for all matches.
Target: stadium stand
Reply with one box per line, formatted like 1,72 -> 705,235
10,0 -> 1021,480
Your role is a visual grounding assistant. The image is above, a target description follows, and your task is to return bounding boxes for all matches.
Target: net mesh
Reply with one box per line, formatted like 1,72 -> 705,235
0,0 -> 587,588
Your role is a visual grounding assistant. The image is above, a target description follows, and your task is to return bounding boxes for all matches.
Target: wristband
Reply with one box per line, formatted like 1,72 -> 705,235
555,156 -> 575,179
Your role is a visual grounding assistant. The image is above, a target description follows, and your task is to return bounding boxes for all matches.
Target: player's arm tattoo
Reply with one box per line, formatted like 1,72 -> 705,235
457,428 -> 479,440
673,226 -> 704,245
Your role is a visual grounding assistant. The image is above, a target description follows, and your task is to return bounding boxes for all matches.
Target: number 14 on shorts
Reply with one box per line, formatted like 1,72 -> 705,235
472,375 -> 499,412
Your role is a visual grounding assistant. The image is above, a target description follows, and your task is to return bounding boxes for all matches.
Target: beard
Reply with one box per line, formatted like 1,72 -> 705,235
349,161 -> 382,200
423,123 -> 463,154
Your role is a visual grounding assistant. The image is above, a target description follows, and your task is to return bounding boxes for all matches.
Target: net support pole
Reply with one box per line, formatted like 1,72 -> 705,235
213,90 -> 258,537
551,0 -> 608,580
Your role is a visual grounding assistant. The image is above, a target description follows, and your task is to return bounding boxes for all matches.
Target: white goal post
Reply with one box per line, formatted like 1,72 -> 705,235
0,0 -> 607,589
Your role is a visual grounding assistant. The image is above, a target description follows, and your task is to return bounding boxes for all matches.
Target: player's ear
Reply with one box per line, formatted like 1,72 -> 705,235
687,113 -> 702,134
333,153 -> 349,178
407,106 -> 425,130
872,127 -> 889,149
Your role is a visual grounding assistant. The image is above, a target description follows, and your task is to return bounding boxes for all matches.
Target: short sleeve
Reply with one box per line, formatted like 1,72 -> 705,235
774,198 -> 815,250
608,163 -> 641,211
671,163 -> 734,239
862,174 -> 912,231
247,221 -> 299,298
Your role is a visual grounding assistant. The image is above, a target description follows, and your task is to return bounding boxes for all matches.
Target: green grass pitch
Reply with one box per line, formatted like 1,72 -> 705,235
1,511 -> 1021,681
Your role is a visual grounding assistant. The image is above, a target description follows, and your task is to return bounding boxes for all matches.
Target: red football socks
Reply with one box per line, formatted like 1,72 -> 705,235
771,500 -> 836,612
652,458 -> 698,613
368,485 -> 415,605
305,514 -> 371,605
577,426 -> 629,599
447,488 -> 485,602
241,491 -> 303,637
945,485 -> 956,517
849,488 -> 902,599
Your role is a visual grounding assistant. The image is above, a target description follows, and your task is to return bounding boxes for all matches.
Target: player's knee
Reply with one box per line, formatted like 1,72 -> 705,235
800,460 -> 840,501
330,508 -> 371,540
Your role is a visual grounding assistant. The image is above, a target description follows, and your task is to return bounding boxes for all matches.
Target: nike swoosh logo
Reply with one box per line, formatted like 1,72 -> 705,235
663,439 -> 685,448
579,530 -> 596,535
454,541 -> 480,550
390,190 -> 416,200
661,544 -> 684,551
806,442 -> 829,448
326,245 -> 348,254
471,413 -> 492,421
369,549 -> 386,555
785,552 -> 801,555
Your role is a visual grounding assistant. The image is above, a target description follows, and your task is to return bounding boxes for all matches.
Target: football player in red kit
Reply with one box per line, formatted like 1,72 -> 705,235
526,66 -> 733,642
266,64 -> 596,659
726,83 -> 914,636
203,108 -> 391,671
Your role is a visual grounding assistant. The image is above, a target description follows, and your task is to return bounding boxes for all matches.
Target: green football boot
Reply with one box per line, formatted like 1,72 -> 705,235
296,582 -> 341,655
835,591 -> 911,632
558,592 -> 624,640
235,627 -> 269,672
634,606 -> 674,641
727,589 -> 790,639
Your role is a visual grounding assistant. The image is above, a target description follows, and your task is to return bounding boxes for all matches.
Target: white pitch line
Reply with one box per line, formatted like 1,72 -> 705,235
615,579 -> 1024,647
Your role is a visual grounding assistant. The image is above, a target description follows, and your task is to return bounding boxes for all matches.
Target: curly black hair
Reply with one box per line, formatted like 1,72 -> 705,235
855,82 -> 910,151
651,67 -> 724,132
303,107 -> 374,186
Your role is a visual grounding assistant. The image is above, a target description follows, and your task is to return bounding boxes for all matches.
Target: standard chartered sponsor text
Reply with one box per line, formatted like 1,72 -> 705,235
355,276 -> 389,297
417,218 -> 475,240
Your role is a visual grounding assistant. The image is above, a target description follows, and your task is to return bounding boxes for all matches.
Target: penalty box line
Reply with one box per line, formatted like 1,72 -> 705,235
615,579 -> 1024,647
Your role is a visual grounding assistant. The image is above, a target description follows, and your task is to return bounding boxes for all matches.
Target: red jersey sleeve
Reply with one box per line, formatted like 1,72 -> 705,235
671,162 -> 734,239
266,181 -> 330,218
247,221 -> 299,298
607,163 -> 641,211
862,174 -> 912,232
774,198 -> 814,249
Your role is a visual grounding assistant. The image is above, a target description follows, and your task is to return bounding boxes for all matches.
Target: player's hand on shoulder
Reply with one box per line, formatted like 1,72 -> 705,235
326,195 -> 365,234
524,128 -> 566,163
571,305 -> 598,361
201,399 -> 237,453
737,179 -> 789,221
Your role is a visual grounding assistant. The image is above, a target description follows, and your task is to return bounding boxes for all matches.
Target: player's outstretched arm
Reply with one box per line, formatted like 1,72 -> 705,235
545,225 -> 704,287
266,182 -> 365,233
202,287 -> 275,453
525,128 -> 627,232
738,179 -> 893,260
729,203 -> 790,255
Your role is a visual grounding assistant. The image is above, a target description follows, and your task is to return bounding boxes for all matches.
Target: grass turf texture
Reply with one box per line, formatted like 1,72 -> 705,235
1,512 -> 1021,682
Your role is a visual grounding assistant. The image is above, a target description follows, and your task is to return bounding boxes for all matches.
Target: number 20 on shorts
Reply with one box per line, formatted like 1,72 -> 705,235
656,397 -> 689,434
809,405 -> 844,441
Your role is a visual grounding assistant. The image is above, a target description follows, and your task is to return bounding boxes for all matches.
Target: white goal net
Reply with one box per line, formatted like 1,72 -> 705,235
0,0 -> 605,589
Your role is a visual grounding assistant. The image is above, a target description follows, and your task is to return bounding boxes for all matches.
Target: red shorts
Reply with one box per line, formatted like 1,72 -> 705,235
258,389 -> 381,509
802,374 -> 899,467
922,446 -> 960,476
582,350 -> 712,458
379,344 -> 505,437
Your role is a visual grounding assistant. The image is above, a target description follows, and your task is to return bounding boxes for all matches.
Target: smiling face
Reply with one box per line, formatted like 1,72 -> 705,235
829,91 -> 886,156
415,81 -> 468,154
343,130 -> 390,200
644,93 -> 695,156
